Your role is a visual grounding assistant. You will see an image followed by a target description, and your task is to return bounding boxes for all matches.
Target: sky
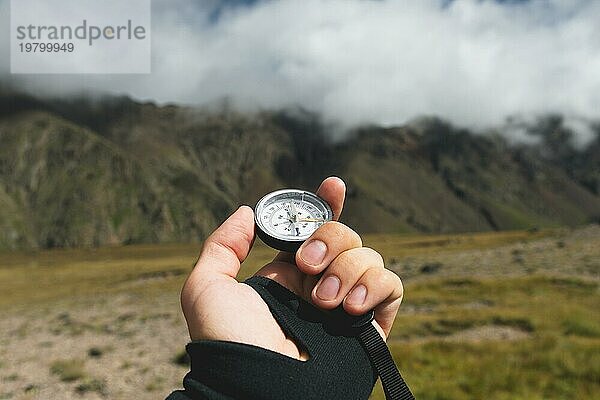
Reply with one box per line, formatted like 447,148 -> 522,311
1,0 -> 599,143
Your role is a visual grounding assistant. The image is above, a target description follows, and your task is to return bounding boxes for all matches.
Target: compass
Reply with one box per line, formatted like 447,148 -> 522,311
254,189 -> 333,252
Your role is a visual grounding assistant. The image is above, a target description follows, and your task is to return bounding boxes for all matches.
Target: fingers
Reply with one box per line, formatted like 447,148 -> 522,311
310,247 -> 383,308
310,247 -> 404,338
371,274 -> 404,338
183,206 -> 255,297
315,176 -> 346,221
273,176 -> 346,264
343,268 -> 403,313
295,221 -> 362,275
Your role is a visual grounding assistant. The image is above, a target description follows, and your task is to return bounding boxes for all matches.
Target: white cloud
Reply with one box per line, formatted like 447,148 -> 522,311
563,116 -> 597,149
1,0 -> 599,142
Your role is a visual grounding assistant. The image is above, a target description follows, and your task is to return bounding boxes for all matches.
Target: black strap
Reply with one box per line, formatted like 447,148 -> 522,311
358,322 -> 415,400
328,307 -> 415,400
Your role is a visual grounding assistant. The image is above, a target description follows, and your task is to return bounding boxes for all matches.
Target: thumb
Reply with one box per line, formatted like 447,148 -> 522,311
188,206 -> 255,288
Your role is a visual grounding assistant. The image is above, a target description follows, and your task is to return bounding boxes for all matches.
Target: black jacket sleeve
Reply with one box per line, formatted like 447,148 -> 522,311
166,276 -> 376,400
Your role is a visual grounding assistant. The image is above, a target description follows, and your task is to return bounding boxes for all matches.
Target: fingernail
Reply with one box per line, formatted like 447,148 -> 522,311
315,276 -> 340,300
346,285 -> 367,305
300,240 -> 327,266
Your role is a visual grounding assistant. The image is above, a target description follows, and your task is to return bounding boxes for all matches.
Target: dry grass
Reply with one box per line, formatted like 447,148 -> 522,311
0,225 -> 598,399
49,360 -> 86,382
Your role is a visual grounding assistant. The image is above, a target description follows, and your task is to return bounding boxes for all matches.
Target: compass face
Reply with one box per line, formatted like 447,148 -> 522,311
255,189 -> 333,245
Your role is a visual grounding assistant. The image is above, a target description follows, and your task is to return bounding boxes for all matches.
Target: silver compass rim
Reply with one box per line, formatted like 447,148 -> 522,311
254,189 -> 333,243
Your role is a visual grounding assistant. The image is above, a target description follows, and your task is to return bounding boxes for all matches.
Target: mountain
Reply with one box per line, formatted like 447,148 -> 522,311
0,92 -> 598,250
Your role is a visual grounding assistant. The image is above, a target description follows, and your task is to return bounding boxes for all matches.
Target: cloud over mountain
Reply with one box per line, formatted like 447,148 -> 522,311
1,0 -> 599,141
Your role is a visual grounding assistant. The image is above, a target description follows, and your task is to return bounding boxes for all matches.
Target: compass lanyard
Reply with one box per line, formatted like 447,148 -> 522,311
331,308 -> 415,400
358,322 -> 415,400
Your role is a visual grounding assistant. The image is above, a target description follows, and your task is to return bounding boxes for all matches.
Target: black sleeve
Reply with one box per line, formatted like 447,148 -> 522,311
166,276 -> 376,400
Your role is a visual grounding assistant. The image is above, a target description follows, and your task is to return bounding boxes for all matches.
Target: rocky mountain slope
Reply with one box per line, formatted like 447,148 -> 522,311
0,92 -> 598,249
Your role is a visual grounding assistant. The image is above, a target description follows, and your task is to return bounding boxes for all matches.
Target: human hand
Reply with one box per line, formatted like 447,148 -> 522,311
180,177 -> 404,360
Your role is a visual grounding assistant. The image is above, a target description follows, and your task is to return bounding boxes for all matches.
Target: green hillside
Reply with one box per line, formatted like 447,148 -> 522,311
0,93 -> 598,249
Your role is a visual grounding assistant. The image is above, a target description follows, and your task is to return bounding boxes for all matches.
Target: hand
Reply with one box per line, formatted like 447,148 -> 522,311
180,177 -> 404,360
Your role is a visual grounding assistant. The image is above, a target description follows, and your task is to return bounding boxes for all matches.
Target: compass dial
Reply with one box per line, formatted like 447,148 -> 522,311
254,189 -> 333,252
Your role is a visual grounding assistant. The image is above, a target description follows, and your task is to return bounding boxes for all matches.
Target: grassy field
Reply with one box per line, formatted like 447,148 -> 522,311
0,226 -> 598,399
